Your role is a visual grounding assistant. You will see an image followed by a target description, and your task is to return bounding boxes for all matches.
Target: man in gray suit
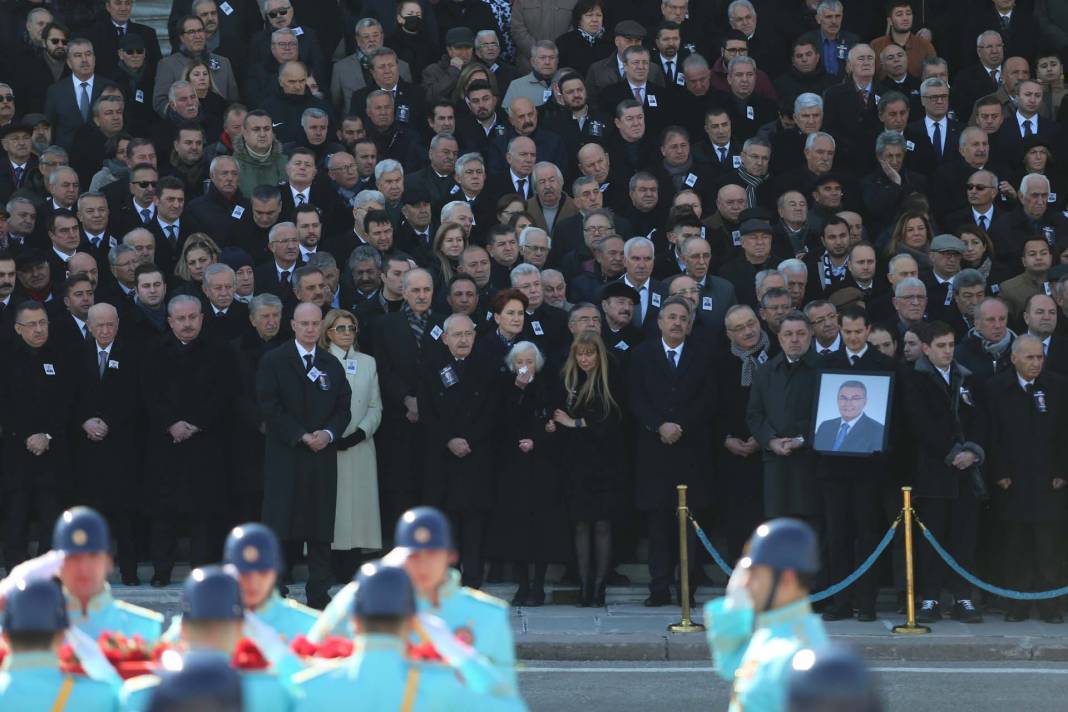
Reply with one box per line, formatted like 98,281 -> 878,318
44,38 -> 116,150
153,14 -> 239,116
331,18 -> 413,114
813,380 -> 885,454
584,20 -> 664,108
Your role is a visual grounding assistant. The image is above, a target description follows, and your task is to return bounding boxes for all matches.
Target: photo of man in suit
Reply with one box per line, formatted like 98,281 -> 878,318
813,379 -> 885,454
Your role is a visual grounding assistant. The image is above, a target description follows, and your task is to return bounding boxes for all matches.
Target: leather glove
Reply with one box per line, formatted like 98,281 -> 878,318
336,429 -> 366,451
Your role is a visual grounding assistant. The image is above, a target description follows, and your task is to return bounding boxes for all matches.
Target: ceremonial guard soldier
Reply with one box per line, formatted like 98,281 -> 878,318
54,507 -> 163,642
390,507 -> 519,696
0,579 -> 118,711
293,562 -> 527,711
121,566 -> 297,711
162,523 -> 319,643
705,518 -> 829,712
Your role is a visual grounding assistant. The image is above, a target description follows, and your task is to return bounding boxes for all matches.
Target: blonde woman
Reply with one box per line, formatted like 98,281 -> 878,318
548,331 -> 624,607
320,309 -> 383,579
171,233 -> 221,296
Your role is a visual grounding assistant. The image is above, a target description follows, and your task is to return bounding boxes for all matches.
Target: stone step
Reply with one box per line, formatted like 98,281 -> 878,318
132,0 -> 172,54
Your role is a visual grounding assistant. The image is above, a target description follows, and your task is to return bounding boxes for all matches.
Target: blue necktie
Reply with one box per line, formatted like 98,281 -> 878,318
832,422 -> 850,451
932,121 -> 942,161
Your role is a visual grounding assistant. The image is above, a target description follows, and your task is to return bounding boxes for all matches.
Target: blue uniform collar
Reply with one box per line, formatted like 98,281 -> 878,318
3,651 -> 59,671
755,598 -> 814,628
254,590 -> 284,615
65,582 -> 113,618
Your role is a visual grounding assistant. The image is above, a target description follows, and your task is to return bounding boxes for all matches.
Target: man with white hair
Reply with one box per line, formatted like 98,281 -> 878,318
511,262 -> 568,357
989,173 -> 1068,272
202,262 -> 250,341
904,76 -> 963,176
821,43 -> 881,149
614,236 -> 659,334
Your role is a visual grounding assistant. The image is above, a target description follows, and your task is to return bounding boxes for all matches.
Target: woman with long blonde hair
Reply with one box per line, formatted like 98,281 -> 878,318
549,331 -> 624,607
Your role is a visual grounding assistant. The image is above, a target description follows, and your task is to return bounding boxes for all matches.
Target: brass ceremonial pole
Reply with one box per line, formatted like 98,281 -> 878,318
669,485 -> 705,633
893,487 -> 930,634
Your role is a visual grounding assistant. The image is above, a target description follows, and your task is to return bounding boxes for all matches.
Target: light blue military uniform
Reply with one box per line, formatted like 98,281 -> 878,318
705,597 -> 829,712
162,591 -> 318,644
120,651 -> 293,712
413,569 -> 518,692
293,634 -> 525,712
66,585 -> 163,643
0,651 -> 118,711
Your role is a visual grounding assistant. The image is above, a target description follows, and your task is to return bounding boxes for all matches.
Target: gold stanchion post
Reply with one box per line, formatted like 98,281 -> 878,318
669,485 -> 705,633
893,486 -> 930,634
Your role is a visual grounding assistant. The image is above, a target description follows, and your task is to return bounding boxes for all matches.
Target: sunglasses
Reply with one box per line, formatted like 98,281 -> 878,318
965,183 -> 994,190
0,95 -> 14,102
331,324 -> 357,332
122,47 -> 145,54
266,7 -> 290,18
133,180 -> 157,188
49,38 -> 68,45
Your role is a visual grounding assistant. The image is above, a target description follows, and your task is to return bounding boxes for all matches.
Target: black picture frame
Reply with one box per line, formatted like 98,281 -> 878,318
810,370 -> 894,456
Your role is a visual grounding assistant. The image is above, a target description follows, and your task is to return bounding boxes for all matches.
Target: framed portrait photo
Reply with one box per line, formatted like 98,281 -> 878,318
811,371 -> 894,456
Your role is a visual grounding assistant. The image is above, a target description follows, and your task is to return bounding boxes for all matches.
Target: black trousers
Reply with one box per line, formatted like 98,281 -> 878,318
450,511 -> 487,588
916,493 -> 979,601
3,484 -> 60,569
879,485 -> 907,593
151,515 -> 213,580
647,508 -> 698,595
1002,520 -> 1066,617
304,540 -> 333,609
103,509 -> 138,579
822,477 -> 882,613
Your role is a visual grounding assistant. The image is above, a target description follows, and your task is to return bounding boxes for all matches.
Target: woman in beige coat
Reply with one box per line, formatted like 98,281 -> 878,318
320,309 -> 383,578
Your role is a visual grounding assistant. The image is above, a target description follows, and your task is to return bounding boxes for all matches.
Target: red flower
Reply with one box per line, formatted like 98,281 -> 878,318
232,638 -> 269,671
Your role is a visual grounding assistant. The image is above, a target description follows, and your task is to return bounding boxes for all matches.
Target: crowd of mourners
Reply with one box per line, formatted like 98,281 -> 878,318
2,0 -> 1068,625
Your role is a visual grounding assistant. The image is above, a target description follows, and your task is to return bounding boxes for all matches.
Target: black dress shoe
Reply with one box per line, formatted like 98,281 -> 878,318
857,610 -> 877,622
1004,612 -> 1028,622
510,585 -> 529,607
821,608 -> 853,622
526,588 -> 545,607
121,576 -> 141,587
605,569 -> 630,586
644,590 -> 672,607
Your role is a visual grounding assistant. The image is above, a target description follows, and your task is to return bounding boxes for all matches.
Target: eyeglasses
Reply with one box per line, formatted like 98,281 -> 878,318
330,163 -> 358,172
923,93 -> 949,101
330,324 -> 357,333
133,180 -> 157,188
182,28 -> 205,35
0,95 -> 14,102
672,287 -> 701,296
897,294 -> 926,302
273,40 -> 298,48
522,245 -> 549,253
965,183 -> 994,190
266,7 -> 290,18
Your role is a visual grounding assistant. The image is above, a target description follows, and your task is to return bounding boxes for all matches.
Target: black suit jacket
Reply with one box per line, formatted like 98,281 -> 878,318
628,337 -> 716,510
44,75 -> 117,150
372,309 -> 447,417
256,341 -> 352,541
253,261 -> 299,308
147,217 -> 204,277
596,81 -> 679,141
951,63 -> 1000,122
904,117 -> 964,178
995,114 -> 1061,166
85,19 -> 162,78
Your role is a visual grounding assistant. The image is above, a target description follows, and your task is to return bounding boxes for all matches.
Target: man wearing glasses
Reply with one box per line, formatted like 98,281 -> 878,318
152,15 -> 239,116
904,77 -> 962,177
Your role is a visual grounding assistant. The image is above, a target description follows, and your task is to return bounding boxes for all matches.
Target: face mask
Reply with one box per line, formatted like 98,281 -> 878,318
402,15 -> 423,31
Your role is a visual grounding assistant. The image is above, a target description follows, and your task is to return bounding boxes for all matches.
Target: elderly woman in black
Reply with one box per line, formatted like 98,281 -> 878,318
488,341 -> 569,606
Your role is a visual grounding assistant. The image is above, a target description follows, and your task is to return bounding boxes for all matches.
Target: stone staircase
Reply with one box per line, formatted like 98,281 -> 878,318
132,0 -> 172,54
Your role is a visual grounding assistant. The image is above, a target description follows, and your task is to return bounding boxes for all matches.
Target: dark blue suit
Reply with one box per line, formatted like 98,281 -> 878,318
814,412 -> 885,454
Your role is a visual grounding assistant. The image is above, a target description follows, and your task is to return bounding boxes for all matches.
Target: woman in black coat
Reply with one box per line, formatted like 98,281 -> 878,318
487,341 -> 570,606
549,331 -> 626,606
554,0 -> 613,78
